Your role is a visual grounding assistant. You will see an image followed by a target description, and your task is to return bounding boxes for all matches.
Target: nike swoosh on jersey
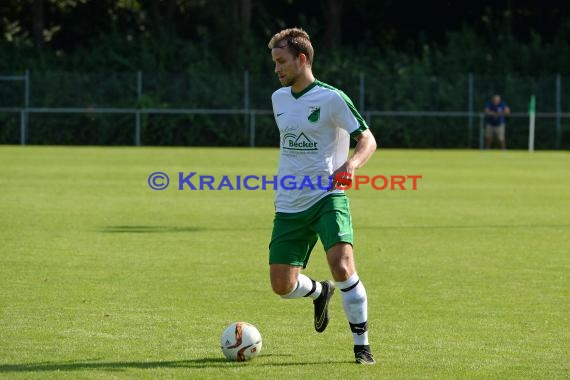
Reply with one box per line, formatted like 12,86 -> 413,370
276,112 -> 285,117
338,232 -> 351,237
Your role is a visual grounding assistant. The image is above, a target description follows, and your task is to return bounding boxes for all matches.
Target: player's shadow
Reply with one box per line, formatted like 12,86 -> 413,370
0,356 -> 347,373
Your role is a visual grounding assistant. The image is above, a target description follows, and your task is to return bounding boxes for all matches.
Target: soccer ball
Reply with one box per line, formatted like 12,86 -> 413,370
220,322 -> 262,361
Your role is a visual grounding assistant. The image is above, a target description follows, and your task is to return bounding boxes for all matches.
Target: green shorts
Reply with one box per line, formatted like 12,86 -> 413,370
269,193 -> 354,268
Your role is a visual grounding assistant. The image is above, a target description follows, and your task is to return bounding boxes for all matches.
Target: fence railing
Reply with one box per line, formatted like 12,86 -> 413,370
1,105 -> 568,150
1,71 -> 568,149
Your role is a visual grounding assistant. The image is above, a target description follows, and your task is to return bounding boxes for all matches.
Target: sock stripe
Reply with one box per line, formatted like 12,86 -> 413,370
349,321 -> 368,335
304,280 -> 317,297
340,279 -> 360,292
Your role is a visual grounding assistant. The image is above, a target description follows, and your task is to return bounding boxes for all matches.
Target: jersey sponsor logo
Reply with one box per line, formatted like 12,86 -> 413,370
276,112 -> 285,117
307,106 -> 320,123
281,132 -> 318,151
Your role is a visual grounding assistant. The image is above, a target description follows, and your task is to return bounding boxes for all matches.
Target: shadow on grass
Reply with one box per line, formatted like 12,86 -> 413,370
0,356 -> 349,372
101,226 -> 206,233
99,223 -> 569,235
361,223 -> 570,230
100,225 -> 270,233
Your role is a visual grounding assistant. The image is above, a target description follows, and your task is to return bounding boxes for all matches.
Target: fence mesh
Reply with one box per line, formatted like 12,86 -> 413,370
0,71 -> 568,149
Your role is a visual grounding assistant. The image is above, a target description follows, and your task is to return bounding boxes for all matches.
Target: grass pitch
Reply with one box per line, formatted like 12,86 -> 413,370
0,147 -> 568,379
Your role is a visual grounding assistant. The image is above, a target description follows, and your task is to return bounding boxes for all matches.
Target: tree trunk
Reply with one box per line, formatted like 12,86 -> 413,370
150,0 -> 176,36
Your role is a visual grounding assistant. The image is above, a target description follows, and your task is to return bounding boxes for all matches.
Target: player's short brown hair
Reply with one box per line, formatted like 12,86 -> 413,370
268,28 -> 314,65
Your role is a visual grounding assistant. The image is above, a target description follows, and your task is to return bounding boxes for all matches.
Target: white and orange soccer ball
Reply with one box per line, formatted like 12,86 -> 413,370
220,322 -> 262,361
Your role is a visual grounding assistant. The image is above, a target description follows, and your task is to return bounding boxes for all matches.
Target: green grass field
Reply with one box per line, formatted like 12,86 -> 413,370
0,147 -> 568,379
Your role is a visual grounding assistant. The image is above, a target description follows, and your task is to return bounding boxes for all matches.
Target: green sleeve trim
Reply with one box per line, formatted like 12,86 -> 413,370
350,125 -> 367,140
316,80 -> 368,141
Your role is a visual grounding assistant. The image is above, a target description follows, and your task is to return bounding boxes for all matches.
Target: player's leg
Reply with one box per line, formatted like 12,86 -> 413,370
268,210 -> 333,332
327,243 -> 374,364
316,194 -> 375,364
269,263 -> 321,299
269,264 -> 301,295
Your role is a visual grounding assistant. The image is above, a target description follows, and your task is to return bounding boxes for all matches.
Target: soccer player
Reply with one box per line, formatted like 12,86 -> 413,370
484,94 -> 511,150
267,28 -> 378,365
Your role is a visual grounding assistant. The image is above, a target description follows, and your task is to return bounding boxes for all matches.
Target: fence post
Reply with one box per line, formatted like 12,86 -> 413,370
20,111 -> 26,145
479,113 -> 484,150
135,70 -> 142,146
555,73 -> 561,149
244,70 -> 250,142
249,111 -> 255,147
468,72 -> 474,148
359,72 -> 365,113
21,69 -> 30,145
529,95 -> 536,152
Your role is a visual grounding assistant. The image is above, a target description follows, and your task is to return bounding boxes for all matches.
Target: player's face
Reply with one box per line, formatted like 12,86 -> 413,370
271,47 -> 301,87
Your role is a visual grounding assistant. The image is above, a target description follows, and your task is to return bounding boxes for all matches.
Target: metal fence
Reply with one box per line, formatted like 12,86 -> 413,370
0,71 -> 568,149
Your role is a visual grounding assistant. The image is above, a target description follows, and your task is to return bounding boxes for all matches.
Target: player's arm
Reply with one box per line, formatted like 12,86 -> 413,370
328,91 -> 378,190
330,129 -> 377,190
346,129 -> 377,172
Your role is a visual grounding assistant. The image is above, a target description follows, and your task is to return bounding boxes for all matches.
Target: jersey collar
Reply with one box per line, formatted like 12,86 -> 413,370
291,80 -> 318,99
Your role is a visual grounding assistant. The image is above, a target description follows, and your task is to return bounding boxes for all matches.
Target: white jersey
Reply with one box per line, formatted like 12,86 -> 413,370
271,80 -> 368,213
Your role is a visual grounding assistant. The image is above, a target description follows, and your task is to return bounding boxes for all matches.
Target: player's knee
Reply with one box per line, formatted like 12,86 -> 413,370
331,265 -> 353,282
270,278 -> 296,296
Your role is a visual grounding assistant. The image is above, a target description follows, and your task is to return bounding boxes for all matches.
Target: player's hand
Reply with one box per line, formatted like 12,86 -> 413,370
328,162 -> 356,191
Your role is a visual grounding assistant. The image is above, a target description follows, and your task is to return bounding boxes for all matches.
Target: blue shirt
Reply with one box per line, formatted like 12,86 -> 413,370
485,100 -> 509,126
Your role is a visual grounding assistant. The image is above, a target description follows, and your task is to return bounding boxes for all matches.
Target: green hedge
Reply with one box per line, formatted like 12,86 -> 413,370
1,29 -> 569,149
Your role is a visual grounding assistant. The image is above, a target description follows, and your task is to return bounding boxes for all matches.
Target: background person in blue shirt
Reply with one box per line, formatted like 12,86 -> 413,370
484,94 -> 511,150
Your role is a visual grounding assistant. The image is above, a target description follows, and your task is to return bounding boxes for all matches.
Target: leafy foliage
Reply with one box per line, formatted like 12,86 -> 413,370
0,2 -> 569,147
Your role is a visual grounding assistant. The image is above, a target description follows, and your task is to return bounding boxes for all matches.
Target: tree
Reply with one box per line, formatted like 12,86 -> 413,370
31,0 -> 44,49
322,0 -> 342,49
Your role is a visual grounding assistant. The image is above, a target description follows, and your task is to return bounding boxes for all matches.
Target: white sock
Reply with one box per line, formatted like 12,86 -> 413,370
281,274 -> 322,300
336,273 -> 369,345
